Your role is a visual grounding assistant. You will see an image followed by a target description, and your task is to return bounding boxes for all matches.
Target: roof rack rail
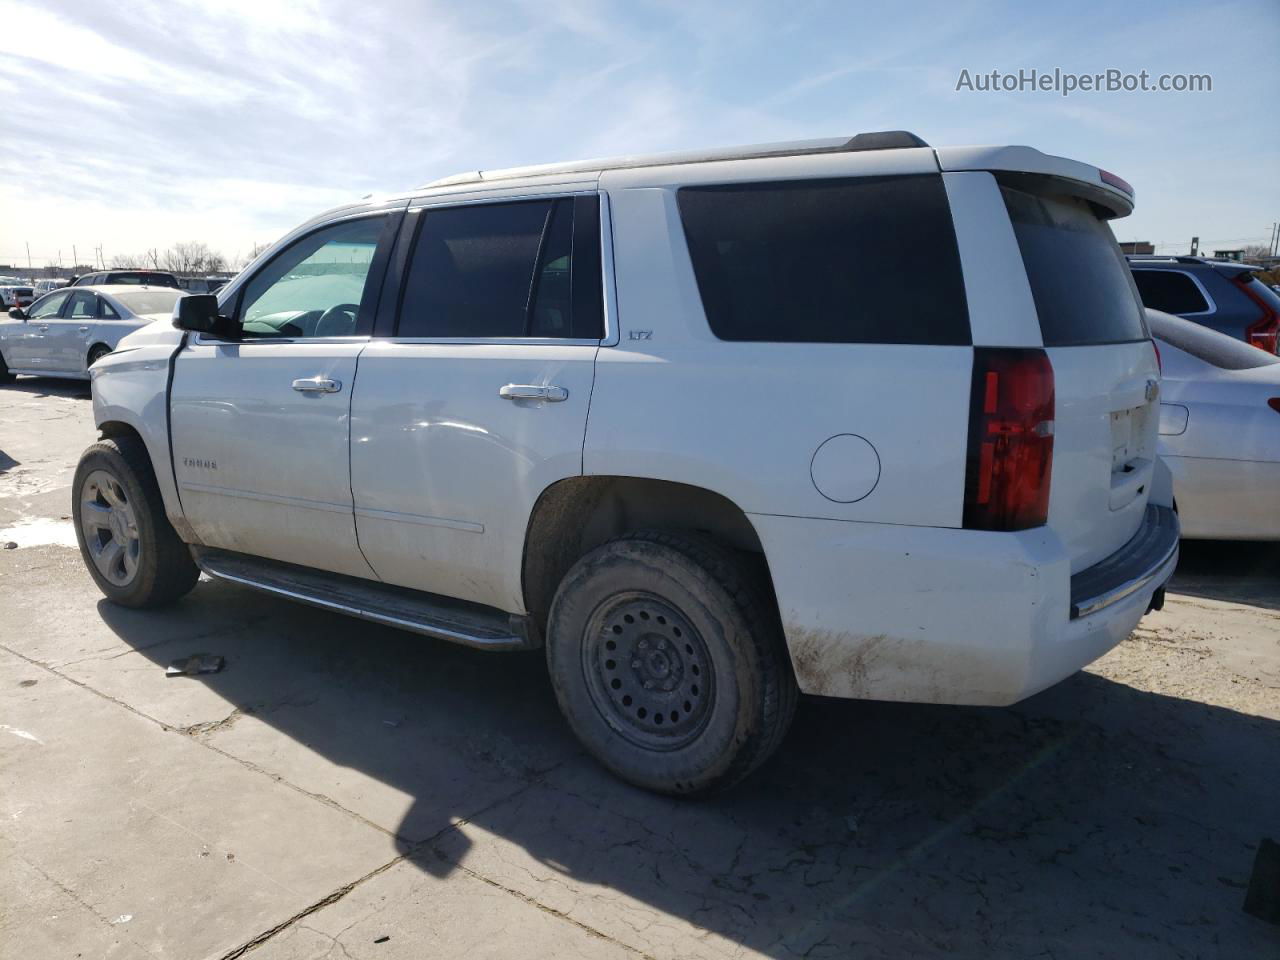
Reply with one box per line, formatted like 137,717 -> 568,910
419,130 -> 930,189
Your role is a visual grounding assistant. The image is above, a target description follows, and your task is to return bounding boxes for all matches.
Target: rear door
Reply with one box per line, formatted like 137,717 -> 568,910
48,290 -> 100,372
997,177 -> 1159,571
350,192 -> 603,613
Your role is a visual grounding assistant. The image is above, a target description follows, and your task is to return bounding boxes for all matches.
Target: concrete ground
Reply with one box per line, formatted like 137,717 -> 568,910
1,376 -> 1277,960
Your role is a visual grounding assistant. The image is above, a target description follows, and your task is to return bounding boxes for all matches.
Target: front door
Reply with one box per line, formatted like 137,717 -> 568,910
11,290 -> 70,369
170,211 -> 401,578
350,194 -> 604,613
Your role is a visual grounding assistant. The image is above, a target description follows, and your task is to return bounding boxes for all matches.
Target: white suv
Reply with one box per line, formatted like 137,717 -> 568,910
73,131 -> 1178,794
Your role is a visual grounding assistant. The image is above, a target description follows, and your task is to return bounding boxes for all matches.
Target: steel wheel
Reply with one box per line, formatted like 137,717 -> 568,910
582,592 -> 715,751
79,469 -> 141,586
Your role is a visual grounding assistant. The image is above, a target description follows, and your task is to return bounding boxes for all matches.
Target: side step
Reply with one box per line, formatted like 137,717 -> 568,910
191,546 -> 535,651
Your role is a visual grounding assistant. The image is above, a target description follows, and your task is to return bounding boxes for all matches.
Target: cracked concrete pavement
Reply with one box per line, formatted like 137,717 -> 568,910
1,377 -> 1277,959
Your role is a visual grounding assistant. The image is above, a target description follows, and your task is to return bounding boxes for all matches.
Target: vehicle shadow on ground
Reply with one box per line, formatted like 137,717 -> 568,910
1,376 -> 91,399
1171,539 -> 1280,612
97,582 -> 1277,958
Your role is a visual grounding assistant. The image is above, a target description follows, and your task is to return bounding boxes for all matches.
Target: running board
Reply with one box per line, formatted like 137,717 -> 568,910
191,547 -> 535,651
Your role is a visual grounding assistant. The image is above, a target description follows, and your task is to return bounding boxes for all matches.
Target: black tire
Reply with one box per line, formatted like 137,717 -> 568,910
0,349 -> 12,384
87,344 -> 111,368
72,435 -> 199,607
546,530 -> 798,796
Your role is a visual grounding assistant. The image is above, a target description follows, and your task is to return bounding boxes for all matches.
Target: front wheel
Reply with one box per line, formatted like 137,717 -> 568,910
72,436 -> 199,607
546,530 -> 797,796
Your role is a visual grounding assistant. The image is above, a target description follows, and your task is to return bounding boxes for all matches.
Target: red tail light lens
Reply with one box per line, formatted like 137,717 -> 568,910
1151,338 -> 1162,373
1236,276 -> 1280,354
963,348 -> 1055,531
1268,398 -> 1280,415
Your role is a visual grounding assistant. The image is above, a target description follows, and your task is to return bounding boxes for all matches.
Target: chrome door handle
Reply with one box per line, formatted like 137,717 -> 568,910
499,384 -> 568,402
38,324 -> 48,332
292,377 -> 342,393
78,326 -> 90,333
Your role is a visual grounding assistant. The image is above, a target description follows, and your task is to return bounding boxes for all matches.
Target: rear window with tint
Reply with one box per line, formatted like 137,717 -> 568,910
1131,269 -> 1211,314
1001,185 -> 1147,346
677,176 -> 970,344
1147,310 -> 1280,370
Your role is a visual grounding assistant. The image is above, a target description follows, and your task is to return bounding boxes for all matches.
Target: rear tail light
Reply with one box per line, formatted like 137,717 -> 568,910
1151,338 -> 1162,373
1236,276 -> 1280,354
1268,398 -> 1280,415
963,348 -> 1055,531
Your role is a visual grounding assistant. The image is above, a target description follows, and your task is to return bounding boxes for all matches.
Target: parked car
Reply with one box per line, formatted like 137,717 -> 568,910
0,285 -> 185,381
71,131 -> 1177,794
33,278 -> 70,296
1128,255 -> 1280,354
73,270 -> 180,289
1148,308 -> 1280,539
0,285 -> 34,309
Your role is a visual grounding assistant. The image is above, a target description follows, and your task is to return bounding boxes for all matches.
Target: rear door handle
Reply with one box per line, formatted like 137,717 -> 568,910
292,377 -> 342,393
38,324 -> 48,332
78,326 -> 90,333
499,384 -> 568,402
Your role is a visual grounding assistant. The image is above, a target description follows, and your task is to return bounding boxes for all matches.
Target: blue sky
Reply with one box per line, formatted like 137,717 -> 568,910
1,0 -> 1277,269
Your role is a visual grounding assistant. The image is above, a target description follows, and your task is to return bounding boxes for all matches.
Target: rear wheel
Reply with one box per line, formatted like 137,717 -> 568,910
72,436 -> 199,607
87,344 -> 111,369
546,530 -> 797,796
0,349 -> 12,384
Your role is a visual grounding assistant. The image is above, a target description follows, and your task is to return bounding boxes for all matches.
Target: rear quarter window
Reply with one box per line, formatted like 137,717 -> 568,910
677,175 -> 971,345
1131,269 -> 1212,315
1001,183 -> 1147,346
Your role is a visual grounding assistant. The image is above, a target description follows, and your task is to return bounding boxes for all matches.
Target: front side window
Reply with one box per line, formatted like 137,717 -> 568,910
29,291 -> 70,319
397,196 -> 603,339
1131,270 -> 1211,315
238,216 -> 387,339
678,175 -> 971,344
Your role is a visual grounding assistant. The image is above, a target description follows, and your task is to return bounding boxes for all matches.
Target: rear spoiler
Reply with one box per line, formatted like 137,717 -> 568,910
935,145 -> 1134,219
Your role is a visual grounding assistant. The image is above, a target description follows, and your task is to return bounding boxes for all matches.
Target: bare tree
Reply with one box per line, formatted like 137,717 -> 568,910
159,241 -> 226,275
242,241 -> 271,267
1242,244 -> 1272,261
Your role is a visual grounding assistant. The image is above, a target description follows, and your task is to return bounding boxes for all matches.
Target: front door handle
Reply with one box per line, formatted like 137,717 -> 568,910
499,384 -> 568,402
38,324 -> 48,332
78,326 -> 90,333
292,377 -> 342,394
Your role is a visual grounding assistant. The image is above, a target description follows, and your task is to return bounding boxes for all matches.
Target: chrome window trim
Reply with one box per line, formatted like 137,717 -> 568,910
1131,267 -> 1217,317
191,333 -> 373,347
388,186 -> 615,348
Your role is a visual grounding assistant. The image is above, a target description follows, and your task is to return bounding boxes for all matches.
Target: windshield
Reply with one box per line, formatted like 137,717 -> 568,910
111,289 -> 185,316
1147,309 -> 1280,370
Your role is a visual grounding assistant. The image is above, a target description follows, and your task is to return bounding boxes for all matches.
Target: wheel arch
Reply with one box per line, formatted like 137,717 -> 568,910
87,342 -> 112,367
521,475 -> 772,640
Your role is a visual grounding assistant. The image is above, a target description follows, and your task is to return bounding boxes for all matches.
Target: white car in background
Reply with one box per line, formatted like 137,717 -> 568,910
1150,308 -> 1280,539
0,285 -> 186,382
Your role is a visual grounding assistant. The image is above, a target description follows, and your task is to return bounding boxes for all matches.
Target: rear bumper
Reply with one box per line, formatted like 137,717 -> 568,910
1070,505 -> 1179,618
751,506 -> 1179,707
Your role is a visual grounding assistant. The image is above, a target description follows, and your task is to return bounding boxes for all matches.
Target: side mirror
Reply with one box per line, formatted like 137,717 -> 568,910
173,295 -> 239,339
9,307 -> 27,320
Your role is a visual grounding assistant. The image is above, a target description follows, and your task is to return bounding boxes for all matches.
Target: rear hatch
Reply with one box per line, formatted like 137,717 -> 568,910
999,175 -> 1159,572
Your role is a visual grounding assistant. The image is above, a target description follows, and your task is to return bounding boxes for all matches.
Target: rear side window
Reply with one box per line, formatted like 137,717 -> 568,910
677,176 -> 970,344
1131,270 -> 1211,315
397,196 -> 603,340
1001,184 -> 1147,346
